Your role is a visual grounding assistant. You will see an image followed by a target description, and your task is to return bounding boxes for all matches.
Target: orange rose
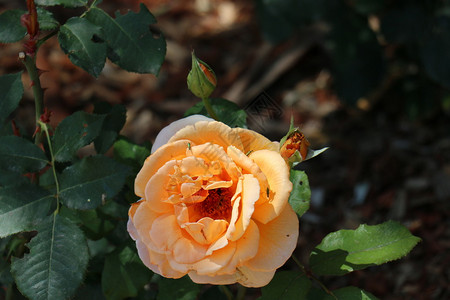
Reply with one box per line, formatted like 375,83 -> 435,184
128,115 -> 298,287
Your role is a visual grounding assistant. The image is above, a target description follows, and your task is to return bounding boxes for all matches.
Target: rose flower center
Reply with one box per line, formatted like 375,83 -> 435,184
195,188 -> 233,221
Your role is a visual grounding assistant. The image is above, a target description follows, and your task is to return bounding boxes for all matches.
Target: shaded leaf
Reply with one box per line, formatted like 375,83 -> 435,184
157,276 -> 200,300
0,72 -> 24,125
84,4 -> 166,75
0,10 -> 26,43
102,246 -> 153,300
0,136 -> 48,173
52,111 -> 105,162
0,183 -> 53,237
35,0 -> 88,8
113,137 -> 151,171
288,169 -> 311,217
93,103 -> 127,154
332,286 -> 378,300
0,168 -> 29,187
37,7 -> 59,31
11,214 -> 89,300
259,271 -> 311,300
184,98 -> 247,128
58,17 -> 107,77
59,155 -> 130,210
310,221 -> 421,276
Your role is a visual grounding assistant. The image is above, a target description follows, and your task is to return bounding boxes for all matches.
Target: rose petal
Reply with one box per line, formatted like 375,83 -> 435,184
150,214 -> 183,251
183,217 -> 228,245
249,150 -> 292,224
218,220 -> 260,275
245,205 -> 299,271
235,128 -> 279,153
169,121 -> 245,152
191,243 -> 236,275
172,236 -> 208,264
235,265 -> 276,288
135,139 -> 191,197
144,160 -> 177,213
152,115 -> 214,153
227,174 -> 259,242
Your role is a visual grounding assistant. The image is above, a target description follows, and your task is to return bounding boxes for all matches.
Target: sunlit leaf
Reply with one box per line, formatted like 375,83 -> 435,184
59,155 -> 130,210
84,4 -> 166,75
11,214 -> 88,300
0,183 -> 53,237
113,137 -> 151,171
58,17 -> 107,77
288,169 -> 311,217
0,72 -> 24,125
310,221 -> 421,276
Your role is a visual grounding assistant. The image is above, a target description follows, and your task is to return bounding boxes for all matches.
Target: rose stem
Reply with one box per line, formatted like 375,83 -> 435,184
202,97 -> 219,121
21,53 -> 45,145
40,121 -> 61,214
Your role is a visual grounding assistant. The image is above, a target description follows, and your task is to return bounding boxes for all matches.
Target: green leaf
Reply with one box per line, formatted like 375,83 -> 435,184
11,214 -> 89,300
0,10 -> 27,43
35,0 -> 88,8
58,17 -> 107,77
37,7 -> 59,31
102,246 -> 153,300
0,183 -> 53,237
59,155 -> 131,210
306,286 -> 378,300
52,111 -> 105,162
259,271 -> 311,300
84,4 -> 166,75
309,221 -> 421,276
78,209 -> 115,240
0,136 -> 48,173
332,286 -> 378,300
0,168 -> 29,187
0,72 -> 24,125
288,169 -> 311,217
93,103 -> 127,154
157,276 -> 200,300
184,98 -> 247,128
113,137 -> 151,171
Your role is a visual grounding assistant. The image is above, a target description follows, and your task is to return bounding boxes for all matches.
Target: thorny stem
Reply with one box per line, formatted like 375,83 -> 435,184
291,254 -> 337,299
39,121 -> 60,214
218,285 -> 233,300
202,97 -> 219,121
20,53 -> 45,145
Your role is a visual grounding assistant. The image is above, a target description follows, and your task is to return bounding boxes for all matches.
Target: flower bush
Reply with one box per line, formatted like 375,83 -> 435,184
0,1 -> 422,299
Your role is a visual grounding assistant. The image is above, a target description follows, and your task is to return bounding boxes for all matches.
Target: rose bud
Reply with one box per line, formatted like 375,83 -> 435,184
187,52 -> 217,99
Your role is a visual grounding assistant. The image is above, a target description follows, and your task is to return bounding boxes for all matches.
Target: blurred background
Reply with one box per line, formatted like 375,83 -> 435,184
1,0 -> 449,299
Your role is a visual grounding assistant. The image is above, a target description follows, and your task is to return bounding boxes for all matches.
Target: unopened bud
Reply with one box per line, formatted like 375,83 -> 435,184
280,129 -> 310,163
187,51 -> 217,99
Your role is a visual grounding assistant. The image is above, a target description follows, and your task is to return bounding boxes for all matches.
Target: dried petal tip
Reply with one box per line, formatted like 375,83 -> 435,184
187,51 -> 217,99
